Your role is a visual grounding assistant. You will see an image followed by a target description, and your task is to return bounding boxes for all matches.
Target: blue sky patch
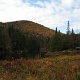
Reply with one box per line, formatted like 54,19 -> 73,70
22,0 -> 27,3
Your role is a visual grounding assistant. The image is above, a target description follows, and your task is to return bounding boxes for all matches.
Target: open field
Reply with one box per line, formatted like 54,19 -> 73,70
0,54 -> 80,80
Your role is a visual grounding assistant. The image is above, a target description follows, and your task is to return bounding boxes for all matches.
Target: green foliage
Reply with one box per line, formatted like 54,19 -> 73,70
0,22 -> 80,60
26,34 -> 40,59
8,26 -> 27,51
0,26 -> 12,59
0,26 -> 41,60
48,33 -> 63,52
48,32 -> 80,52
8,26 -> 41,59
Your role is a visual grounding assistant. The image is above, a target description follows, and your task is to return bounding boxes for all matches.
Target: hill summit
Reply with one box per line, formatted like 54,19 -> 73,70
1,20 -> 55,37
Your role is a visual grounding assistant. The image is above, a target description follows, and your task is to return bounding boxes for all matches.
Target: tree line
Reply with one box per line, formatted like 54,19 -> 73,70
0,25 -> 80,60
47,27 -> 80,52
0,25 -> 45,60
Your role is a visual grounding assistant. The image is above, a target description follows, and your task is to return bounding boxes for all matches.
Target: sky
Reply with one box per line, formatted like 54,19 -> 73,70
0,0 -> 80,33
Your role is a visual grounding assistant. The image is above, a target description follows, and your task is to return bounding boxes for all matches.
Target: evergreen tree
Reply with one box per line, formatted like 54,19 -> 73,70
27,34 -> 40,58
55,27 -> 57,34
71,28 -> 74,34
0,26 -> 12,60
48,32 -> 63,52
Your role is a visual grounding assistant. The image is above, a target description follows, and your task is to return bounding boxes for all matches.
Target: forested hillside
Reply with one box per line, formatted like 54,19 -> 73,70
5,20 -> 55,37
0,20 -> 56,60
0,20 -> 80,60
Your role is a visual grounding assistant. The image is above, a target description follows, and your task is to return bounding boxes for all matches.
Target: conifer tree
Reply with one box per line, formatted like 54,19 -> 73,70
55,27 -> 57,34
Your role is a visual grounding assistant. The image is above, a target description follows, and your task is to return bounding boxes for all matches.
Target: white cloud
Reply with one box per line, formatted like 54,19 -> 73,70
0,0 -> 80,33
35,1 -> 44,7
62,0 -> 73,7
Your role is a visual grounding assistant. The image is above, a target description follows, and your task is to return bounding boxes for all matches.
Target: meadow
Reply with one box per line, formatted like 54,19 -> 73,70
0,53 -> 80,80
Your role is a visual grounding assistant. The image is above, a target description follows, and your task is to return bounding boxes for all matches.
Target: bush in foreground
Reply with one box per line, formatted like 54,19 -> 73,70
0,55 -> 80,80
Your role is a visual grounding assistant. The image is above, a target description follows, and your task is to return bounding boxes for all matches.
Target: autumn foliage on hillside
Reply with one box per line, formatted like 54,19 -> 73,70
5,20 -> 55,37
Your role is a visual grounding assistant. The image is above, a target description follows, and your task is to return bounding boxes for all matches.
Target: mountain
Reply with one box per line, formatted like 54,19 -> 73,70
0,20 -> 55,37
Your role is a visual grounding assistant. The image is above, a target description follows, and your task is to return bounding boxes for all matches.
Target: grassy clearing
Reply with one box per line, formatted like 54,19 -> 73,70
0,54 -> 80,80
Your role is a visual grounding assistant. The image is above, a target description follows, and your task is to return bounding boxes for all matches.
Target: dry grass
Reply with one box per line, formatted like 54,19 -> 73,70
0,54 -> 80,80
